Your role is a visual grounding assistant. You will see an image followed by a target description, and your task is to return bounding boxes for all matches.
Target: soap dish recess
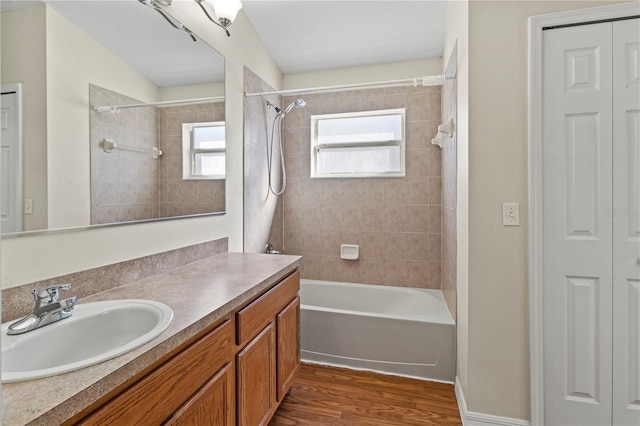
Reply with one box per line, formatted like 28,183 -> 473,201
340,244 -> 359,260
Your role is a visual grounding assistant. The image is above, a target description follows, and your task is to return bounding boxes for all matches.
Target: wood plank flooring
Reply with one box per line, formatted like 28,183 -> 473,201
269,363 -> 462,426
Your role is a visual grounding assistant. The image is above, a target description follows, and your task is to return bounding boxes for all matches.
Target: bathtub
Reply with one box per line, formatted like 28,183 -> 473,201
300,279 -> 455,383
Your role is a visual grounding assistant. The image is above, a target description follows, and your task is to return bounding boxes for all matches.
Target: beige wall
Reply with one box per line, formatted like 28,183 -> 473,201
441,77 -> 457,319
1,5 -> 48,231
244,67 -> 282,254
158,82 -> 224,102
457,0 -> 623,420
46,5 -> 159,229
1,5 -> 282,288
284,59 -> 442,90
443,0 -> 470,400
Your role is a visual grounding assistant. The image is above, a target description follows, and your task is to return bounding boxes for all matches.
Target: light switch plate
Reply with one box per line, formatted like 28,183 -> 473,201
25,199 -> 33,215
503,203 -> 519,226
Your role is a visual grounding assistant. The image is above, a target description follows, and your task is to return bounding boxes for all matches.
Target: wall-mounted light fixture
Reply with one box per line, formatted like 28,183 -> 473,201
194,0 -> 242,37
138,0 -> 197,42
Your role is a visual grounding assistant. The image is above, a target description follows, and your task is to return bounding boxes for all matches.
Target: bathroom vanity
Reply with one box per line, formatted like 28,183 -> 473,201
1,252 -> 302,426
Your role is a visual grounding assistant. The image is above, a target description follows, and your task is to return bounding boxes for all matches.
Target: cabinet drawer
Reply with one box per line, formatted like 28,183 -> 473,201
80,319 -> 233,426
236,270 -> 299,346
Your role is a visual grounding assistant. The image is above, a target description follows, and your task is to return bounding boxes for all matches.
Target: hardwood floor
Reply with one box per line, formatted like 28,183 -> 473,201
269,363 -> 462,426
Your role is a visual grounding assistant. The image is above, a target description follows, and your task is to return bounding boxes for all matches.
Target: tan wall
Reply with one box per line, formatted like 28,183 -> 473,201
441,77 -> 457,319
45,5 -> 159,229
244,67 -> 282,254
158,82 -> 224,102
443,0 -> 470,397
1,5 -> 48,231
284,59 -> 443,90
461,0 -> 624,420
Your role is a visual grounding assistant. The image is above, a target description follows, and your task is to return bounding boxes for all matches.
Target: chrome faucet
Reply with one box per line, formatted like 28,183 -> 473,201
7,284 -> 78,335
265,243 -> 282,255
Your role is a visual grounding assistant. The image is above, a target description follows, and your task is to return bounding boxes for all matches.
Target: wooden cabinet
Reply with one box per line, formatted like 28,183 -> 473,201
79,319 -> 233,426
236,270 -> 300,347
236,271 -> 300,426
74,269 -> 300,426
237,323 -> 277,426
277,296 -> 300,402
164,362 -> 235,426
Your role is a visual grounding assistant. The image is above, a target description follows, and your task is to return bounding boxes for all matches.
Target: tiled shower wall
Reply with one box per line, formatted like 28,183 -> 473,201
90,84 -> 160,224
158,103 -> 225,217
90,84 -> 225,224
441,78 -> 458,319
244,67 -> 283,253
276,86 -> 442,288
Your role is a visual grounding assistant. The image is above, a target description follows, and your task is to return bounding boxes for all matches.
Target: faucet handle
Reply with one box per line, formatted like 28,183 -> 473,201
32,283 -> 72,304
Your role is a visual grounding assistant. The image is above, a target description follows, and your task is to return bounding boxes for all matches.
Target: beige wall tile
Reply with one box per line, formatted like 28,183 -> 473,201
279,86 -> 442,291
406,205 -> 429,233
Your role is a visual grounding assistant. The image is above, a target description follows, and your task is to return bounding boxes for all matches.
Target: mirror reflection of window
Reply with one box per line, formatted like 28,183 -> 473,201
183,122 -> 226,180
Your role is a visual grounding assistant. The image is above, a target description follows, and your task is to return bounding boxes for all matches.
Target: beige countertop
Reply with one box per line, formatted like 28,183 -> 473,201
2,252 -> 302,426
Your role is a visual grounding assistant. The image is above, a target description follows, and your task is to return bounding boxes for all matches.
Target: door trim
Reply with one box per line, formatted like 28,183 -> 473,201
1,83 -> 24,233
528,3 -> 640,425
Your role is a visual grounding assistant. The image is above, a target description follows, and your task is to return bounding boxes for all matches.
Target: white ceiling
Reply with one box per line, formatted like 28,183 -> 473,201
1,0 -> 225,87
2,0 -> 447,85
49,0 -> 225,86
242,1 -> 448,74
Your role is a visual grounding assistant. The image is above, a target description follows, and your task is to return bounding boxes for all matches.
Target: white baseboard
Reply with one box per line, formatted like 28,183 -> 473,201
455,377 -> 530,426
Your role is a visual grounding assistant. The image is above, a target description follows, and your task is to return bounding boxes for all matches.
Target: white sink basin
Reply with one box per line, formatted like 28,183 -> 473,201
2,299 -> 173,383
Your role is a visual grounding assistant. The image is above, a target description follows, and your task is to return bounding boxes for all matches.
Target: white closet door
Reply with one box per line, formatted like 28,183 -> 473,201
612,18 -> 640,426
542,22 -> 613,426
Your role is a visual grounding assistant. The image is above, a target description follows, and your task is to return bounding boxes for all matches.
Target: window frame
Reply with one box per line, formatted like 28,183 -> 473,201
181,121 -> 226,181
310,108 -> 406,179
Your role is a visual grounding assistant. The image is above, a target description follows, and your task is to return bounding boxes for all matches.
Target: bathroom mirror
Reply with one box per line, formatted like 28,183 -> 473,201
0,0 -> 226,236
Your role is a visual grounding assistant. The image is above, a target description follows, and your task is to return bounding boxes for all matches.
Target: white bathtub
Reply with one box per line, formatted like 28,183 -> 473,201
300,279 -> 455,383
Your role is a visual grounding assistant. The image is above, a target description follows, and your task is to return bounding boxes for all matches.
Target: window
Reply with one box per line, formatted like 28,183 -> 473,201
182,122 -> 225,180
310,108 -> 405,178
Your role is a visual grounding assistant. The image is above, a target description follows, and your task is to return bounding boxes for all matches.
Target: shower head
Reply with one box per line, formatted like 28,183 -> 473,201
282,98 -> 306,115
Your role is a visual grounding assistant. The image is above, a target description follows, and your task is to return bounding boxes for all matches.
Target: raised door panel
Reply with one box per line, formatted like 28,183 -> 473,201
237,323 -> 276,426
164,362 -> 235,426
542,22 -> 614,426
613,18 -> 640,426
277,296 -> 300,401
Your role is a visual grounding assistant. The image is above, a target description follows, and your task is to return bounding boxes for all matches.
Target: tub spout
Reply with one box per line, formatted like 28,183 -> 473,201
265,243 -> 281,255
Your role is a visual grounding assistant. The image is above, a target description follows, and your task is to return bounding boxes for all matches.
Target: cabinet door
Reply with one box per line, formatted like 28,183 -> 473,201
164,362 -> 235,426
277,296 -> 300,401
237,323 -> 276,426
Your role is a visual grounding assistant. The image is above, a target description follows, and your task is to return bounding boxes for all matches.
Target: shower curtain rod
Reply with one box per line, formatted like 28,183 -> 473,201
92,95 -> 225,114
244,74 -> 449,97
